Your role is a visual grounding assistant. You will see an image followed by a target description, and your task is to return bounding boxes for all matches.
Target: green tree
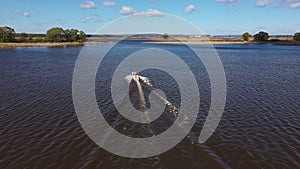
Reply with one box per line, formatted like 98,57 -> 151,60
253,31 -> 269,42
162,33 -> 169,39
45,27 -> 66,42
293,32 -> 300,41
19,32 -> 28,42
28,35 -> 33,42
78,30 -> 87,42
70,29 -> 80,42
64,29 -> 79,42
0,26 -> 16,42
64,29 -> 71,42
242,32 -> 252,41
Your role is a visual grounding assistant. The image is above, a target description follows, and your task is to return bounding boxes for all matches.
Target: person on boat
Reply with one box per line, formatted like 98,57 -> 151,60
131,72 -> 139,81
132,72 -> 138,76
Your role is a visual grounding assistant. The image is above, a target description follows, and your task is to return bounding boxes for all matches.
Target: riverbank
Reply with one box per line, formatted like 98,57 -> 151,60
270,40 -> 300,46
143,41 -> 249,45
0,41 -> 111,48
1,40 -> 299,48
144,40 -> 300,46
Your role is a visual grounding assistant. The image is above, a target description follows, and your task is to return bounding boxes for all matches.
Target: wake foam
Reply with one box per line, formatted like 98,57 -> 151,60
125,74 -> 190,126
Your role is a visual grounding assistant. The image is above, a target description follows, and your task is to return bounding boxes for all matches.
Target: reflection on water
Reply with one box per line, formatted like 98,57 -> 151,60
0,43 -> 299,169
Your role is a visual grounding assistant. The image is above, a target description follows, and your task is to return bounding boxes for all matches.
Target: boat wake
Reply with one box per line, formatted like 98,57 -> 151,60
124,74 -> 190,126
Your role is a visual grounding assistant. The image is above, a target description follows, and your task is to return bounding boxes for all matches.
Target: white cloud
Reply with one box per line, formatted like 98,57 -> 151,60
255,0 -> 272,7
23,11 -> 30,17
102,1 -> 116,7
80,16 -> 103,23
81,16 -> 93,23
184,5 -> 195,13
290,2 -> 300,8
15,10 -> 30,17
80,1 -> 96,9
120,6 -> 134,15
276,0 -> 294,8
216,0 -> 237,4
119,7 -> 164,17
134,9 -> 164,17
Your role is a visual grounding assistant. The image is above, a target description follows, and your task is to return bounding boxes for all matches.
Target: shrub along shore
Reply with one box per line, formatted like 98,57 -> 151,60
0,26 -> 300,48
0,41 -> 111,48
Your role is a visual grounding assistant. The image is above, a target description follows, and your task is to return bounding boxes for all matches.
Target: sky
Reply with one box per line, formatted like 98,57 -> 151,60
0,0 -> 299,35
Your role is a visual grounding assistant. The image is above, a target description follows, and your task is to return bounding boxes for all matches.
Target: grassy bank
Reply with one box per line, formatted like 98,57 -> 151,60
144,39 -> 300,46
1,39 -> 300,48
143,41 -> 251,45
0,41 -> 111,48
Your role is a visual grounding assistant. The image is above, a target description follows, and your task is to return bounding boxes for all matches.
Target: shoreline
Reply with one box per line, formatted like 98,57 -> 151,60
0,41 -> 111,48
143,41 -> 250,45
143,40 -> 300,46
1,40 -> 300,48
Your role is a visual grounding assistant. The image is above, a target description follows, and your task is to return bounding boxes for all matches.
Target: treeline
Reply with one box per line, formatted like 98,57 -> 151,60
45,27 -> 86,42
242,31 -> 300,42
0,26 -> 87,43
1,25 -> 299,43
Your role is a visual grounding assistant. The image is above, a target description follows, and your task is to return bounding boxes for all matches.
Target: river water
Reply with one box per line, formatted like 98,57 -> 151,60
0,42 -> 299,169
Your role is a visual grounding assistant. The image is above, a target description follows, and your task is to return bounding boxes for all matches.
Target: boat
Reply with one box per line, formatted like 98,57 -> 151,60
132,72 -> 138,76
132,72 -> 139,80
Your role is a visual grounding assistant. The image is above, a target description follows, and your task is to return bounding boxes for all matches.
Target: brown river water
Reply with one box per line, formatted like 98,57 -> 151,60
0,42 -> 299,169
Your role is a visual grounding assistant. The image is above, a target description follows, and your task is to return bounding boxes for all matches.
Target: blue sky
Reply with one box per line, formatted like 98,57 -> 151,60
0,0 -> 299,35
